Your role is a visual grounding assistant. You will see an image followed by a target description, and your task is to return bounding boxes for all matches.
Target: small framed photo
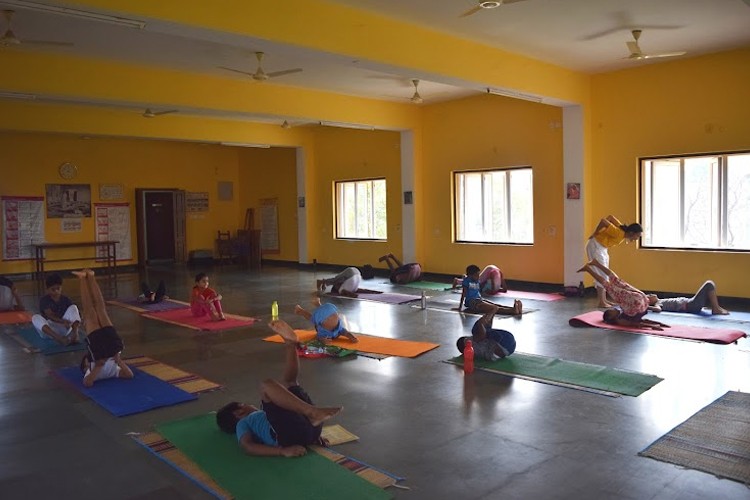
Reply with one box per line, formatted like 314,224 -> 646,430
566,182 -> 580,200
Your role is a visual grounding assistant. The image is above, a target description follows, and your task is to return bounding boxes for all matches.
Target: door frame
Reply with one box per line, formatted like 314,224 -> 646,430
135,188 -> 187,266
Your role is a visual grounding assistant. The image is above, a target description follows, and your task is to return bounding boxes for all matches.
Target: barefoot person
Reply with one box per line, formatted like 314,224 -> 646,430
190,273 -> 226,321
295,298 -> 358,343
73,269 -> 134,387
458,265 -> 522,317
216,319 -> 342,457
647,280 -> 729,315
316,267 -> 361,298
31,273 -> 81,346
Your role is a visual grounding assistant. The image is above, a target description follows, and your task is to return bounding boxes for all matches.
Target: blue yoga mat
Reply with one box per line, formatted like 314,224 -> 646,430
54,366 -> 198,417
14,325 -> 87,355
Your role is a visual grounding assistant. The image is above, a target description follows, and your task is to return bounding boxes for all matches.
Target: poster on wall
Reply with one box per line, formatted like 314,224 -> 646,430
46,184 -> 92,218
95,203 -> 131,261
260,198 -> 280,254
186,192 -> 209,212
61,218 -> 82,233
2,196 -> 45,261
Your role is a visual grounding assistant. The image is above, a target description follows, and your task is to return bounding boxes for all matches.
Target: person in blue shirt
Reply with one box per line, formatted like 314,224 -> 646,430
216,320 -> 343,457
294,298 -> 358,343
31,273 -> 81,345
458,265 -> 521,316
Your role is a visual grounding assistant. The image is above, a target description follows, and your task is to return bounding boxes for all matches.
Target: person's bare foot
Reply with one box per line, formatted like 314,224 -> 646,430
219,315 -> 227,321
308,406 -> 343,427
85,269 -> 95,277
712,307 -> 729,315
316,280 -> 326,292
71,270 -> 87,278
311,297 -> 322,307
378,255 -> 388,263
513,300 -> 523,316
268,319 -> 299,344
597,301 -> 614,308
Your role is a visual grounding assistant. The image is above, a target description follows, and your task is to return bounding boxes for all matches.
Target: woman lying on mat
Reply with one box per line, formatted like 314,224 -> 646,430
316,267 -> 361,298
378,253 -> 422,284
457,309 -> 517,361
646,280 -> 729,315
458,265 -> 522,316
138,280 -> 168,304
73,269 -> 134,387
216,319 -> 342,457
578,259 -> 670,331
191,273 -> 226,321
452,264 -> 508,295
295,298 -> 358,343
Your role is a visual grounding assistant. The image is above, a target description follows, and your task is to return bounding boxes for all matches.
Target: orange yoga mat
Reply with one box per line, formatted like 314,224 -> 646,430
0,310 -> 32,324
264,329 -> 439,358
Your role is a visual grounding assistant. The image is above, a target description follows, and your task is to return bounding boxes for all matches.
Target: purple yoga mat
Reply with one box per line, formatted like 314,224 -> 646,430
355,292 -> 421,304
111,298 -> 190,312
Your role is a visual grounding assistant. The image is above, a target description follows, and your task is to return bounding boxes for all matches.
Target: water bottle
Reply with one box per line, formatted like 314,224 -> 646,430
578,281 -> 585,298
271,300 -> 279,321
463,339 -> 474,374
420,290 -> 427,310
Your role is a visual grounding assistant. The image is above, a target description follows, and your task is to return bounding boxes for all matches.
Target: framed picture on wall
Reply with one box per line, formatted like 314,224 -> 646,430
566,182 -> 580,200
46,184 -> 92,218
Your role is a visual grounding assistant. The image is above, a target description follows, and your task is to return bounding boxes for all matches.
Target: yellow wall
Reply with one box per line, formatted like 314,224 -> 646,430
237,147 -> 299,262
591,48 -> 750,297
420,94 -> 565,282
310,127 -> 403,266
0,131 -> 243,274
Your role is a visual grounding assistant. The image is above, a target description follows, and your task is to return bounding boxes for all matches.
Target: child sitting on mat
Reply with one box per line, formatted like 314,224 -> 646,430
0,275 -> 24,311
191,273 -> 226,321
31,273 -> 82,346
316,267 -> 361,298
646,280 -> 729,316
294,298 -> 358,343
452,264 -> 508,295
216,319 -> 342,457
378,253 -> 422,284
458,265 -> 521,316
457,309 -> 517,360
73,269 -> 134,387
138,280 -> 168,304
578,259 -> 670,331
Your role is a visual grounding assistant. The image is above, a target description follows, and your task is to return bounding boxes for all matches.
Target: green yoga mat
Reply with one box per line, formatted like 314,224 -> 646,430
445,353 -> 662,397
156,414 -> 391,500
386,280 -> 451,291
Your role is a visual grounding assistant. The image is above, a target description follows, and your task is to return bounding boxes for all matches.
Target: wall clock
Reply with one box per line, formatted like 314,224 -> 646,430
58,162 -> 78,180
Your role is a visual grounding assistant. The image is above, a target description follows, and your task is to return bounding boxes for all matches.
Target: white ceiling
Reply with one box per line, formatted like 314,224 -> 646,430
1,0 -> 749,115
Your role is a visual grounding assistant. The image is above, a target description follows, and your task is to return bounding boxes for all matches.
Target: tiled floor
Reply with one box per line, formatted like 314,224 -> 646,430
1,264 -> 748,499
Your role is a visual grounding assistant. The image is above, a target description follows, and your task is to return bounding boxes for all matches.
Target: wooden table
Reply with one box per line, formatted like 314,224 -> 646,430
32,241 -> 118,282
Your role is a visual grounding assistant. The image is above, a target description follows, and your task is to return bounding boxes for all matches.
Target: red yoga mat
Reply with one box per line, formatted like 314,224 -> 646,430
569,310 -> 747,345
0,310 -> 32,324
142,308 -> 258,331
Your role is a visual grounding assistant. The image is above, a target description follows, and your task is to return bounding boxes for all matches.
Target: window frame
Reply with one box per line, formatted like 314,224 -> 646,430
333,176 -> 388,241
453,166 -> 534,246
638,150 -> 750,253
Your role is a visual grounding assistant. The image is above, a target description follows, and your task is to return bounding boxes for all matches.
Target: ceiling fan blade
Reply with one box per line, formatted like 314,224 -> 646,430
267,68 -> 302,78
154,109 -> 177,116
459,6 -> 483,18
23,40 -> 74,47
218,66 -> 256,77
643,51 -> 687,59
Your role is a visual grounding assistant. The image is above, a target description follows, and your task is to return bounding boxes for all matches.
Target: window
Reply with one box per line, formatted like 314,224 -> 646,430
454,167 -> 534,244
640,152 -> 750,251
335,178 -> 387,240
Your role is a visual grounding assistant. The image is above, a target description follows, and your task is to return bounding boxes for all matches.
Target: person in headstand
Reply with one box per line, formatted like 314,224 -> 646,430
456,309 -> 517,361
458,265 -> 521,316
578,259 -> 670,331
138,280 -> 168,304
316,267 -> 361,298
452,264 -> 508,295
585,215 -> 643,307
73,269 -> 134,387
646,280 -> 729,315
0,276 -> 24,311
216,319 -> 342,457
294,298 -> 358,343
378,253 -> 422,284
31,273 -> 81,345
191,273 -> 226,321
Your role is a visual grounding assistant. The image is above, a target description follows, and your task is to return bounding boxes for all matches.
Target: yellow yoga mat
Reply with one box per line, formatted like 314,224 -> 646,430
264,329 -> 439,358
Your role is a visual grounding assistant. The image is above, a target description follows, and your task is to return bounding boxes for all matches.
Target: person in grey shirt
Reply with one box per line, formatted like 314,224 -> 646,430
647,280 -> 729,315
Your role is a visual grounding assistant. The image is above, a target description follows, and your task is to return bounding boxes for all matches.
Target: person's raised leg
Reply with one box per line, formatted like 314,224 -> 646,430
689,280 -> 728,315
577,261 -> 610,288
378,254 -> 396,272
389,253 -> 403,267
269,320 -> 301,385
73,269 -> 106,332
154,280 -> 167,303
84,269 -> 113,327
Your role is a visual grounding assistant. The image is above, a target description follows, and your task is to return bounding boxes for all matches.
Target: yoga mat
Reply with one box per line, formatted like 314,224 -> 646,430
125,356 -> 223,394
660,309 -> 750,325
639,391 -> 750,484
264,329 -> 439,358
343,292 -> 421,305
327,288 -> 383,296
384,280 -> 449,291
450,288 -> 565,301
107,298 -> 190,314
8,325 -> 87,355
142,308 -> 258,331
445,352 -> 662,397
153,413 -> 393,500
416,298 -> 535,317
569,311 -> 747,345
53,366 -> 197,416
0,310 -> 32,324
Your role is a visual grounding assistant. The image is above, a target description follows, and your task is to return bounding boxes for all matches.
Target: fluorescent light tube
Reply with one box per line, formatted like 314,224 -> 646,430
319,120 -> 375,131
3,0 -> 146,29
486,88 -> 544,103
0,91 -> 36,100
220,142 -> 271,148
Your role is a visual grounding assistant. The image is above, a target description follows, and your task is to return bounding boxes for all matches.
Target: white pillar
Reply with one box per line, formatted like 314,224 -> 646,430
296,147 -> 309,263
400,130 -> 416,263
563,105 -> 584,287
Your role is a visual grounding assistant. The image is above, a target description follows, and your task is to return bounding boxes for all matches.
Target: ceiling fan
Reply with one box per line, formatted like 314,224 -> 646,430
460,0 -> 527,18
142,108 -> 177,118
219,52 -> 302,81
410,79 -> 423,104
1,9 -> 73,48
625,29 -> 686,60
